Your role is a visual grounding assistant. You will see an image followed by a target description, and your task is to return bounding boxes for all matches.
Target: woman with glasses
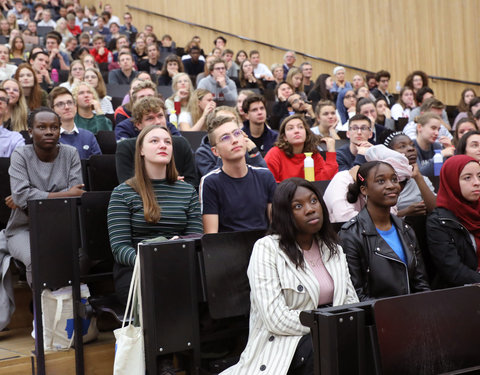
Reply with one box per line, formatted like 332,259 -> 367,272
265,114 -> 338,182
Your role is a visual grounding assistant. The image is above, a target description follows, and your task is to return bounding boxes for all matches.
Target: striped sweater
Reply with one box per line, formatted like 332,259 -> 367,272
107,179 -> 203,266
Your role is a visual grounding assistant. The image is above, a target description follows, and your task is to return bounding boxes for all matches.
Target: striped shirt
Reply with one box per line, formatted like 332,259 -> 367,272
107,179 -> 203,266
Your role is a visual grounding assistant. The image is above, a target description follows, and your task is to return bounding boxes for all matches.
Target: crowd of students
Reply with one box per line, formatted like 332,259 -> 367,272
0,1 -> 479,374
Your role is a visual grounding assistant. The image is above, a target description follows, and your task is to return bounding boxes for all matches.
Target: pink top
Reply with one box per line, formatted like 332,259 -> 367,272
303,241 -> 334,306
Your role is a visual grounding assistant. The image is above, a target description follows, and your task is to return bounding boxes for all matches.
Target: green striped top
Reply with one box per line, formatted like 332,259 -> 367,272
107,179 -> 203,266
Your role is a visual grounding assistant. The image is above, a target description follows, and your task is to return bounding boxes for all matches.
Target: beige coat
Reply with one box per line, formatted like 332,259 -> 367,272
221,234 -> 358,375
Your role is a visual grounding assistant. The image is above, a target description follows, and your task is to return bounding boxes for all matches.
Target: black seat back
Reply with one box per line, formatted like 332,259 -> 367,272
0,157 -> 11,229
86,154 -> 118,191
180,131 -> 207,152
95,130 -> 117,154
200,230 -> 266,319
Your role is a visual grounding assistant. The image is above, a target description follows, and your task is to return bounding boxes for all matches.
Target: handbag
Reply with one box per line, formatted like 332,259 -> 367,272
113,248 -> 145,375
34,283 -> 99,351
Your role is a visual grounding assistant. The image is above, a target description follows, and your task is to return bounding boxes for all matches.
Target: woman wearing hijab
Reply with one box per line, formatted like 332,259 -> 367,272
426,155 -> 480,289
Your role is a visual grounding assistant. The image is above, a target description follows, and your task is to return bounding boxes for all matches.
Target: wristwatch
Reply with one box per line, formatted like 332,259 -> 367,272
248,147 -> 259,156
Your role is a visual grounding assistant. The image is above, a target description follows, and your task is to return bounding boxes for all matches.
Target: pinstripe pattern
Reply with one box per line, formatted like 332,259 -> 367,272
221,235 -> 358,375
107,180 -> 203,266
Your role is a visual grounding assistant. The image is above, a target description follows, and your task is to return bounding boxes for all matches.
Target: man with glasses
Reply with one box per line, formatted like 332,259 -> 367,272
336,114 -> 373,171
199,114 -> 276,233
197,58 -> 237,102
0,88 -> 24,157
371,70 -> 396,108
356,98 -> 392,144
282,50 -> 296,79
49,87 -> 101,159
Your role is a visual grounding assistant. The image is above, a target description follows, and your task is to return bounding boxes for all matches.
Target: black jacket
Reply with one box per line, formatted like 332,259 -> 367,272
426,207 -> 480,289
339,207 -> 430,301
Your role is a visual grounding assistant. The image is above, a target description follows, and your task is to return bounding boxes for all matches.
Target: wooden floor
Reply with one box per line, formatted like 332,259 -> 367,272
0,279 -> 115,375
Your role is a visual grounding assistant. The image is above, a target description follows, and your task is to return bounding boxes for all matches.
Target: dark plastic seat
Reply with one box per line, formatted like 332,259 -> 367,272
95,130 -> 117,154
86,154 -> 118,191
180,131 -> 207,152
0,157 -> 11,229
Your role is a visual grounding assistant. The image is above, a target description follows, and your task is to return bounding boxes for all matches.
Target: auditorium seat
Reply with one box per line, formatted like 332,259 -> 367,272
95,130 -> 117,154
86,155 -> 118,191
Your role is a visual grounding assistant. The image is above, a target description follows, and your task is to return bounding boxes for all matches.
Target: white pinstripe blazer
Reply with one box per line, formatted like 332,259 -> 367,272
221,234 -> 359,375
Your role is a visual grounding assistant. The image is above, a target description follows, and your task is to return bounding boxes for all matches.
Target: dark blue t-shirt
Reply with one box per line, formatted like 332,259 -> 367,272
199,165 -> 276,232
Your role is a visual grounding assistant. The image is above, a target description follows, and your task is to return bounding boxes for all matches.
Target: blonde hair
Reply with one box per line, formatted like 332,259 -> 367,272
186,89 -> 211,124
127,124 -> 178,223
0,79 -> 28,131
169,73 -> 193,100
85,67 -> 107,98
286,68 -> 304,93
72,81 -> 100,106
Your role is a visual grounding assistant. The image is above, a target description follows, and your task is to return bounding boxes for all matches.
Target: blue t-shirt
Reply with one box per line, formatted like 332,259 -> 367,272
377,225 -> 407,264
199,165 -> 276,232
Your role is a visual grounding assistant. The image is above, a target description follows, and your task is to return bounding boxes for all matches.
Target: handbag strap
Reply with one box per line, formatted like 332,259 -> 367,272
121,246 -> 142,328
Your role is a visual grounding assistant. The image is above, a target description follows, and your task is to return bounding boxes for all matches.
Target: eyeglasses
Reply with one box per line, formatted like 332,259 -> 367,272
0,96 -> 8,103
218,129 -> 243,144
344,95 -> 356,99
54,100 -> 75,108
213,67 -> 226,71
349,126 -> 371,133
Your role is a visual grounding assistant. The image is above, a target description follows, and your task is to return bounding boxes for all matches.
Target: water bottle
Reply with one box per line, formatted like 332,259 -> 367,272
169,110 -> 178,127
395,81 -> 401,92
304,152 -> 315,181
433,149 -> 443,176
51,68 -> 59,83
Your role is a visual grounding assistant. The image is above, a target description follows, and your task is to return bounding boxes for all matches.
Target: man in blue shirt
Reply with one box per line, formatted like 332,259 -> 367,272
50,87 -> 101,159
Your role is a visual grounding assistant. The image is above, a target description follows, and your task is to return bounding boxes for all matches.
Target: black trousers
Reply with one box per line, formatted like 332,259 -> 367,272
113,262 -> 133,307
288,334 -> 314,375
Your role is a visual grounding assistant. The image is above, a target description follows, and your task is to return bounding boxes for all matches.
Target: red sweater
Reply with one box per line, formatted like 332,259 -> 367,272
90,47 -> 113,64
264,147 -> 338,182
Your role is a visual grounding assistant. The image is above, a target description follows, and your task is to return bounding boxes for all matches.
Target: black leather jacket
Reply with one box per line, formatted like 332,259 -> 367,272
426,207 -> 480,289
339,207 -> 430,301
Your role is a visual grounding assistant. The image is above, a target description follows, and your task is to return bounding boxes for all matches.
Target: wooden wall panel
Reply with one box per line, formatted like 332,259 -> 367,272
84,0 -> 480,104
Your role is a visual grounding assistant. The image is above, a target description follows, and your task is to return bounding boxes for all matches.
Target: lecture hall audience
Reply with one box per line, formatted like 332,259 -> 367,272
0,3 -> 479,374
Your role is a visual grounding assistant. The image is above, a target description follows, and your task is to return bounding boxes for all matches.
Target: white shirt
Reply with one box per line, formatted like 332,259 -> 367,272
253,63 -> 273,79
403,121 -> 453,141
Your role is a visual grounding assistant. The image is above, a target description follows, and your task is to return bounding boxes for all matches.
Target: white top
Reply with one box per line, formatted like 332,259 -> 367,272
178,111 -> 193,128
403,121 -> 453,141
253,63 -> 273,79
391,103 -> 412,121
38,20 -> 57,28
100,96 -> 114,114
0,64 -> 17,81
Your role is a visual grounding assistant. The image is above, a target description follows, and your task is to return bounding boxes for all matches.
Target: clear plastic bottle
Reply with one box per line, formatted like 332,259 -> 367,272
433,149 -> 443,176
304,152 -> 315,181
169,110 -> 178,127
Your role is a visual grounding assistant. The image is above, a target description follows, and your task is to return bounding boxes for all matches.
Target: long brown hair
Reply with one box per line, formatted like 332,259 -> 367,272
274,114 -> 320,157
126,125 -> 178,223
14,63 -> 43,110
